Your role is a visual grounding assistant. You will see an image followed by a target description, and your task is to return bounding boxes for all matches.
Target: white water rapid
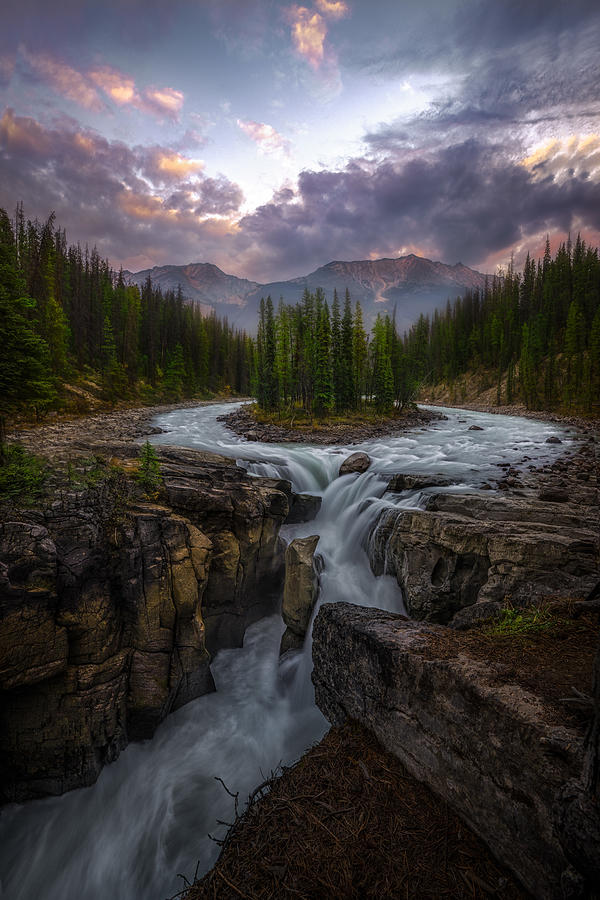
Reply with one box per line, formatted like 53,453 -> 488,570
0,404 -> 571,900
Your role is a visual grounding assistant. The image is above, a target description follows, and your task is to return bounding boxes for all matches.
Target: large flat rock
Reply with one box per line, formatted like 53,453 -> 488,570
312,602 -> 587,899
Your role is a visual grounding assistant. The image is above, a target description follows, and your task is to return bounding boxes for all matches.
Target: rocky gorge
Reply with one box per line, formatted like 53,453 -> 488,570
0,429 -> 319,803
1,400 -> 599,899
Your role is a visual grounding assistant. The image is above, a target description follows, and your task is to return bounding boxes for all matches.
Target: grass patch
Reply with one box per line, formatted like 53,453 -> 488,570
484,603 -> 559,637
251,402 -> 416,428
0,444 -> 47,504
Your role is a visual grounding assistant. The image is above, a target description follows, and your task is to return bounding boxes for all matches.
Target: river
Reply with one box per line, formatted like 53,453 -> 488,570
0,404 -> 570,900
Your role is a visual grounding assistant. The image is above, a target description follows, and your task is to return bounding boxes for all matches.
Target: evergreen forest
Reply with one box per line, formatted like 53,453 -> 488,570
0,205 -> 253,440
254,237 -> 600,417
2,203 -> 599,439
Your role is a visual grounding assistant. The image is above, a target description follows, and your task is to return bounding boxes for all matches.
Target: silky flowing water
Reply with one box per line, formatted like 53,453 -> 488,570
0,404 -> 570,899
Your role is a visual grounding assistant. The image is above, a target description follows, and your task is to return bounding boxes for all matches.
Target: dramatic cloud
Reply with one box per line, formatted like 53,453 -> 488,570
235,139 -> 600,279
237,119 -> 291,155
0,108 -> 243,269
0,0 -> 598,285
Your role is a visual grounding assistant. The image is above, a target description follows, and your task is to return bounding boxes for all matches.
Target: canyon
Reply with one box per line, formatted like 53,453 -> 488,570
0,401 -> 598,899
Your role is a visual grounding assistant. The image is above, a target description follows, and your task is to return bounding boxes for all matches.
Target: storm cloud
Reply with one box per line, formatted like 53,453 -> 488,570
0,0 -> 599,280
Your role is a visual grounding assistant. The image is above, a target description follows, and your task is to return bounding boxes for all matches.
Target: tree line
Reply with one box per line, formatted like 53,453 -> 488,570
246,236 -> 600,419
401,236 -> 600,412
0,205 -> 253,439
252,289 -> 420,416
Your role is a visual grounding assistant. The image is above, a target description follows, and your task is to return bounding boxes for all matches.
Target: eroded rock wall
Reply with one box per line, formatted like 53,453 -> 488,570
369,488 -> 599,624
312,602 -> 586,900
0,448 -> 291,803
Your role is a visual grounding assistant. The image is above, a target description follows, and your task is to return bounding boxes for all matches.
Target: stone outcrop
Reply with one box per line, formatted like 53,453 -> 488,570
369,480 -> 599,624
339,452 -> 370,476
384,473 -> 454,493
311,602 -> 588,899
285,492 -> 322,524
0,447 -> 291,803
280,535 -> 321,654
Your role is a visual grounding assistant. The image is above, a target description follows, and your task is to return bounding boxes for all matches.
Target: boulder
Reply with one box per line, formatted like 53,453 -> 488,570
280,535 -> 321,654
285,492 -> 322,524
468,424 -> 483,431
339,452 -> 371,476
546,435 -> 562,444
385,473 -> 454,493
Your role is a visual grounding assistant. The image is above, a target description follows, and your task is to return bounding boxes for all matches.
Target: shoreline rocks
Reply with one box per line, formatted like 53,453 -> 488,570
369,441 -> 599,625
339,452 -> 371,476
219,404 -> 442,445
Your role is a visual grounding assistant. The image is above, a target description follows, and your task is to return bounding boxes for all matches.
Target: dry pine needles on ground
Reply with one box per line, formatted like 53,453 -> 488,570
186,720 -> 530,900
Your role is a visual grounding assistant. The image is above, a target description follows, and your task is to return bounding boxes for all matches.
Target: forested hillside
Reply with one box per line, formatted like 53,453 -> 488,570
254,238 -> 600,418
0,206 -> 252,436
404,237 -> 600,413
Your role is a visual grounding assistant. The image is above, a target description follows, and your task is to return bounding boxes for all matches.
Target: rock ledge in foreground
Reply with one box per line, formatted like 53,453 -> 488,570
311,602 -> 590,900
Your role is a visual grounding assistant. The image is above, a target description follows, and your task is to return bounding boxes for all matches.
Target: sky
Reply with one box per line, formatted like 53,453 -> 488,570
0,0 -> 599,281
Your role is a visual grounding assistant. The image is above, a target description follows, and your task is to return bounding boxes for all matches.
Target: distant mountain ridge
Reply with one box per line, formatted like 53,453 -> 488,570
123,254 -> 490,332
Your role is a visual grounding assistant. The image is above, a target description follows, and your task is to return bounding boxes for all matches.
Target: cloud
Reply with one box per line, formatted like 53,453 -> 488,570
89,66 -> 137,105
21,49 -> 106,111
90,65 -> 185,120
236,119 -> 291,155
141,87 -> 184,119
0,107 -> 243,270
0,54 -> 15,86
286,6 -> 328,69
235,137 -> 600,279
20,52 -> 184,120
314,0 -> 348,20
521,134 -> 600,182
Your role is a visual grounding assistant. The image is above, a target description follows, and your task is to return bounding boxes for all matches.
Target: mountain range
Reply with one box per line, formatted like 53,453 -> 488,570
123,254 -> 490,332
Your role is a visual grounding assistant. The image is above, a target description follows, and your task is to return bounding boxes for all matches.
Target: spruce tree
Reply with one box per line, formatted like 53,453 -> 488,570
313,302 -> 333,416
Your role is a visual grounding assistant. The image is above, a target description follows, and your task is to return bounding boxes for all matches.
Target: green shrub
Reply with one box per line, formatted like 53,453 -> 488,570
137,440 -> 161,494
0,444 -> 46,504
485,604 -> 556,637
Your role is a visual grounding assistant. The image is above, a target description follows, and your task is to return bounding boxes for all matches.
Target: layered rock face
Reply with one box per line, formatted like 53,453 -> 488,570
0,448 -> 291,803
312,602 -> 588,900
280,535 -> 321,653
370,473 -> 599,624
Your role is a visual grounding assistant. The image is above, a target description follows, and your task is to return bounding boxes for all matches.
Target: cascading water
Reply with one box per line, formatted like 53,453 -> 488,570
0,403 -> 571,900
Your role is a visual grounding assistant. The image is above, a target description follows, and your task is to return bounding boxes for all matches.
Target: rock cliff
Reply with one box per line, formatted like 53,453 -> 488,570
311,602 -> 597,899
370,445 -> 599,624
0,446 -> 292,803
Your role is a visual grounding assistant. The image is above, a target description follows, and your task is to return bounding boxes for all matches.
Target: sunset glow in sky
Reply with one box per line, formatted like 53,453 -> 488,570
1,0 -> 599,280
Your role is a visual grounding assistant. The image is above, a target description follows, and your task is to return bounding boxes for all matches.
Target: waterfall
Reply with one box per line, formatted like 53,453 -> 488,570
0,403 -> 569,900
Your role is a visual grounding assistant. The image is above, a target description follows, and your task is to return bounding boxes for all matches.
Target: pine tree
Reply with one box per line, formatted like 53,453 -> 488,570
340,290 -> 355,410
313,302 -> 333,416
330,290 -> 342,409
137,440 -> 161,494
352,302 -> 368,409
0,210 -> 55,449
164,343 -> 186,399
